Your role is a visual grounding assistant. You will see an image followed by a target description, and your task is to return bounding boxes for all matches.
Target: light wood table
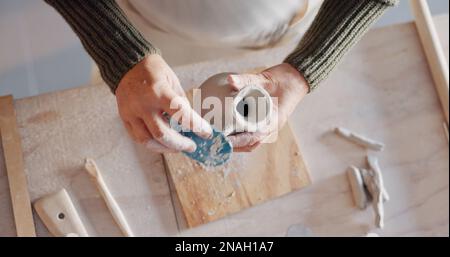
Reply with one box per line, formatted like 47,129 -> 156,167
1,16 -> 448,236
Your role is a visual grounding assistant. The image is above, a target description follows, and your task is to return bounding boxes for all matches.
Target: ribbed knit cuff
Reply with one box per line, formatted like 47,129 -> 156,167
45,0 -> 160,93
284,0 -> 398,92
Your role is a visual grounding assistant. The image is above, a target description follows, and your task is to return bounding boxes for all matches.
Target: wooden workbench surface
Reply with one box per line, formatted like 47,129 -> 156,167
1,15 -> 448,236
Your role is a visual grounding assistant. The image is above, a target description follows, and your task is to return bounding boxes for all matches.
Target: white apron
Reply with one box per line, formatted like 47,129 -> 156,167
122,0 -> 322,62
91,0 -> 323,86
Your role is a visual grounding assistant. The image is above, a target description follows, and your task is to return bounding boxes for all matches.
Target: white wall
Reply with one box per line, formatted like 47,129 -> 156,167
0,0 -> 91,99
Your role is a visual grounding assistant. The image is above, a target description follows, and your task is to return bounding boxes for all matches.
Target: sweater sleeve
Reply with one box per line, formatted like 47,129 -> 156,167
284,0 -> 398,92
44,0 -> 160,93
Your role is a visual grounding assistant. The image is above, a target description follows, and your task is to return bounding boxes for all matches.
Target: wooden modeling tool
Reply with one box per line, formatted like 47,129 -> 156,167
34,189 -> 88,237
84,158 -> 134,237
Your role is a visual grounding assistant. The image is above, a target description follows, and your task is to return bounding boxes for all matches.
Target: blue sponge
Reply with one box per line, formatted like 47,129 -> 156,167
168,116 -> 233,167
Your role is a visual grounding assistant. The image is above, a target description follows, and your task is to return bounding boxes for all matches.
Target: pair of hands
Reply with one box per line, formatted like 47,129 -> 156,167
116,54 -> 308,153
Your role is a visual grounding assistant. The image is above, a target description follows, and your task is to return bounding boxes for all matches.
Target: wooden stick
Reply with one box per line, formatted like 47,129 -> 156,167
84,158 -> 134,237
410,0 -> 449,125
0,95 -> 36,237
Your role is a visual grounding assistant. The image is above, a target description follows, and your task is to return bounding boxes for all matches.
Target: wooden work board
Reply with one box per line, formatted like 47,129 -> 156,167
164,123 -> 310,227
0,16 -> 448,236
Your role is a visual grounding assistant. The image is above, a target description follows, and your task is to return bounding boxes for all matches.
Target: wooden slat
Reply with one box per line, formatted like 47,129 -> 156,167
0,95 -> 36,237
410,0 -> 449,125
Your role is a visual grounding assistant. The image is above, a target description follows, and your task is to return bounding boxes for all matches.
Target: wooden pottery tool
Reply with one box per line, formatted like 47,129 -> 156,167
34,189 -> 88,237
84,158 -> 134,237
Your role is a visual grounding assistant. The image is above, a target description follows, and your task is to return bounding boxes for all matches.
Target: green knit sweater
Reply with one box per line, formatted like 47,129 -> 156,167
45,0 -> 398,93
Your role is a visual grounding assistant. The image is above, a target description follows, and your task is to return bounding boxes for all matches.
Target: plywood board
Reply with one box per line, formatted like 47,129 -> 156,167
164,123 -> 310,227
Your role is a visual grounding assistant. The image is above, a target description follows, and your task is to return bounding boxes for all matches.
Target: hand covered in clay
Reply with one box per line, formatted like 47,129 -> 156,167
227,63 -> 308,152
116,54 -> 212,153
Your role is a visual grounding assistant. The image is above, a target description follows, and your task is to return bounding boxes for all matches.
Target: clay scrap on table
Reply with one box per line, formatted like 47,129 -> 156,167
443,123 -> 449,142
347,166 -> 368,210
286,224 -> 313,237
334,127 -> 384,151
366,155 -> 390,202
346,156 -> 389,229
